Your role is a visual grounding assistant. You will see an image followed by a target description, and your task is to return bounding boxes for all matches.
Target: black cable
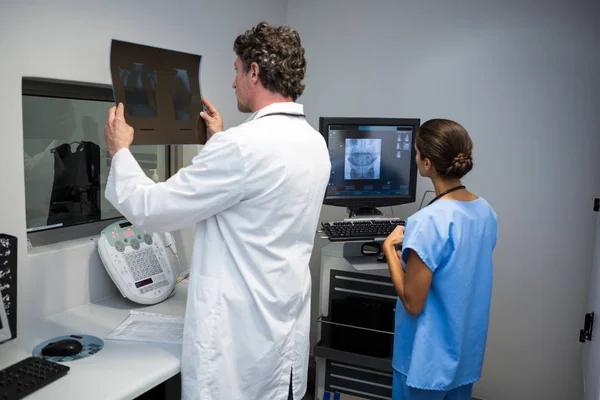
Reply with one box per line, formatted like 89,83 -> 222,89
418,190 -> 436,210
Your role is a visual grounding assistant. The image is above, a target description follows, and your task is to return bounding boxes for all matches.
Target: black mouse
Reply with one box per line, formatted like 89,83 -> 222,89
41,339 -> 82,357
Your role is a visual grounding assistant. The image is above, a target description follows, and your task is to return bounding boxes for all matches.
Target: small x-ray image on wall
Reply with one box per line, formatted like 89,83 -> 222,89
344,138 -> 382,180
172,69 -> 193,121
119,63 -> 158,117
110,39 -> 207,145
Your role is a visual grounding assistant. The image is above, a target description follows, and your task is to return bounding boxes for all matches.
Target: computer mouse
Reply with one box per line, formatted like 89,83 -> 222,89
41,339 -> 83,357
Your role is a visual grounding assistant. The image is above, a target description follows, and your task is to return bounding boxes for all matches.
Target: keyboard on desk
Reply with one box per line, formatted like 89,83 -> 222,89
321,218 -> 405,241
0,357 -> 69,400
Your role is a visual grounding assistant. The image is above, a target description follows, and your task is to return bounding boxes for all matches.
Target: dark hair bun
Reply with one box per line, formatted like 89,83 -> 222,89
415,118 -> 474,180
448,153 -> 473,179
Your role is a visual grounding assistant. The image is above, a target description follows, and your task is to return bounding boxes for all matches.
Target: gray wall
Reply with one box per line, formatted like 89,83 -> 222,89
3,1 -> 600,399
288,1 -> 600,399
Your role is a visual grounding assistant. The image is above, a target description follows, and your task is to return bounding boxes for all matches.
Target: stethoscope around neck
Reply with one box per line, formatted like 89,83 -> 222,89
427,185 -> 466,206
256,112 -> 306,119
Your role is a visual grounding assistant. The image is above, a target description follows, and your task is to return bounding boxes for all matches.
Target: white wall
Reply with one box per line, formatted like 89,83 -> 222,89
0,0 -> 286,326
288,1 -> 600,399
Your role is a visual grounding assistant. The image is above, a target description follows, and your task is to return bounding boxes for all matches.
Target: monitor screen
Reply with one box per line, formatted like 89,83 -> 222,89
320,117 -> 420,209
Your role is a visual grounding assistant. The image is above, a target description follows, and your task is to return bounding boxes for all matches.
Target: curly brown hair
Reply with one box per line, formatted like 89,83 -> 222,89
233,21 -> 306,101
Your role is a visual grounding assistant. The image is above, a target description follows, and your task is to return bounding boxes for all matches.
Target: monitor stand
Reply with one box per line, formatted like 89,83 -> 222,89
346,206 -> 385,220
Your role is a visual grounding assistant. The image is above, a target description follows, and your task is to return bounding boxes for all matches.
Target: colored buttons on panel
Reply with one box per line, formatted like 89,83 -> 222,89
111,227 -> 120,241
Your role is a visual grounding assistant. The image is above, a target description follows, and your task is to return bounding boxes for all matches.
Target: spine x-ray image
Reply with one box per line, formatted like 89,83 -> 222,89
345,138 -> 382,180
119,63 -> 158,117
172,69 -> 193,120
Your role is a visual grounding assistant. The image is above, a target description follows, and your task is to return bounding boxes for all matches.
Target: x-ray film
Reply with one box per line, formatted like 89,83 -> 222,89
110,39 -> 207,145
344,138 -> 382,180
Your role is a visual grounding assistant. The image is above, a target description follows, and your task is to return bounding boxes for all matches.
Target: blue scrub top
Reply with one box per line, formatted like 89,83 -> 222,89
392,197 -> 498,390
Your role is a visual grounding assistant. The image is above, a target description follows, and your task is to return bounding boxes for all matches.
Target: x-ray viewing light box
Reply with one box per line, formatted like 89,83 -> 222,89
319,117 -> 421,213
21,77 -> 170,241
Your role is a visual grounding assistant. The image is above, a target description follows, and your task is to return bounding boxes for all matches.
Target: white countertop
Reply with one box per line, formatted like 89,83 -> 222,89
0,281 -> 188,400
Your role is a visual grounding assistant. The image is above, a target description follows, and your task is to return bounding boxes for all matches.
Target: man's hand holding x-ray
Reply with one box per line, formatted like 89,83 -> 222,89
104,103 -> 134,157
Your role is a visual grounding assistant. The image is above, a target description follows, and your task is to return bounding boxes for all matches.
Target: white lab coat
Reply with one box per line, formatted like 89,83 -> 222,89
105,102 -> 331,399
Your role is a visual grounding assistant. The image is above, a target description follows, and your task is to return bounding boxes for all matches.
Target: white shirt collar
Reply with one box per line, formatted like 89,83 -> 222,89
244,102 -> 305,123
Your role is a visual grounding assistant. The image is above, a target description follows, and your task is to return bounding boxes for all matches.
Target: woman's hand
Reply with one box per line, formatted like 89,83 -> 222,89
384,225 -> 405,248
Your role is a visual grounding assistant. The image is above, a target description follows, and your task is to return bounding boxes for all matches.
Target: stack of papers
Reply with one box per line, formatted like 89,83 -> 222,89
106,310 -> 184,345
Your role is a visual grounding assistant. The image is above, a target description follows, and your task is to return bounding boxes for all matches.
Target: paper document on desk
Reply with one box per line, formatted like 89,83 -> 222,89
105,310 -> 184,344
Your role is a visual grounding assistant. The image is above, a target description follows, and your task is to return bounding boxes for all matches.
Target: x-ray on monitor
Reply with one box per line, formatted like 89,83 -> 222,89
319,117 -> 420,218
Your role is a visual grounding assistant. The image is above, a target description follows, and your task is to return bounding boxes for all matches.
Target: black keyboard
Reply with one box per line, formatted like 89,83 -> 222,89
321,219 -> 405,241
0,357 -> 69,400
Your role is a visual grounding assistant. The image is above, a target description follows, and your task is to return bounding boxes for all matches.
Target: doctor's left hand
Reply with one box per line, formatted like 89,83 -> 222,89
104,102 -> 134,157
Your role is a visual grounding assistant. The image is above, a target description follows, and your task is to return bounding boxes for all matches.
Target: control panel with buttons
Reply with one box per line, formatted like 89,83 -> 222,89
97,220 -> 176,305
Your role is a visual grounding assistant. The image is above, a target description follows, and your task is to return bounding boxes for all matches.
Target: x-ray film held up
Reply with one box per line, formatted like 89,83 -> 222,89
110,39 -> 207,145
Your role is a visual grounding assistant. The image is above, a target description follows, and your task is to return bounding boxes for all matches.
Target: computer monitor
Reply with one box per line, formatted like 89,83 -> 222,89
320,117 -> 420,218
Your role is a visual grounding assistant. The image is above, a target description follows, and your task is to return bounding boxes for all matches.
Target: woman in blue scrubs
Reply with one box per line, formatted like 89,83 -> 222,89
383,119 -> 498,400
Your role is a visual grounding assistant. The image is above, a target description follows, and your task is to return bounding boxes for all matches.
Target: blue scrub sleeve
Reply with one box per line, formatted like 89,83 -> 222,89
401,215 -> 447,273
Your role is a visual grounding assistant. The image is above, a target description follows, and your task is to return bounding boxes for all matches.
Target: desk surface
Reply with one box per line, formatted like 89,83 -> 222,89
0,281 -> 188,400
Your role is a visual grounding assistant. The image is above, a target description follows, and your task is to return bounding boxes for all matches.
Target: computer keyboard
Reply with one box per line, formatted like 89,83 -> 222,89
321,218 -> 405,241
0,357 -> 70,400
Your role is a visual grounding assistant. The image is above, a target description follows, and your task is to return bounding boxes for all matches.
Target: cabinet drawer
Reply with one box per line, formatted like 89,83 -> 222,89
325,360 -> 393,400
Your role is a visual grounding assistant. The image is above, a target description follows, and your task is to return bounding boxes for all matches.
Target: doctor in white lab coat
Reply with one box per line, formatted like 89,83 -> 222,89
103,22 -> 331,400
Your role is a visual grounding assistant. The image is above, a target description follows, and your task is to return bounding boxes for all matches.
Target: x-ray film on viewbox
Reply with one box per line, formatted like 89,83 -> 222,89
110,39 -> 207,145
